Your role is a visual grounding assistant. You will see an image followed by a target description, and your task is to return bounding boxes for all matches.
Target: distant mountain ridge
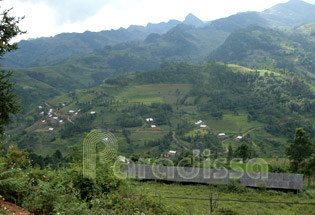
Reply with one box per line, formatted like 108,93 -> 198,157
2,0 -> 315,69
0,15 -> 196,68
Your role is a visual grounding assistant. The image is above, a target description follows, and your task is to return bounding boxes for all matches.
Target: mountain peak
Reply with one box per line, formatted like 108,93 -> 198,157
183,13 -> 204,27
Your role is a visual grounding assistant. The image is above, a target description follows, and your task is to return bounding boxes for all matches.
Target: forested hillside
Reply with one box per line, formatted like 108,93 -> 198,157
209,24 -> 315,81
1,0 -> 315,118
2,1 -> 315,214
8,63 -> 315,160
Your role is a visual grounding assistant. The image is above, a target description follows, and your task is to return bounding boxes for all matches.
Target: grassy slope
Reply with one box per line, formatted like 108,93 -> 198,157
133,181 -> 315,215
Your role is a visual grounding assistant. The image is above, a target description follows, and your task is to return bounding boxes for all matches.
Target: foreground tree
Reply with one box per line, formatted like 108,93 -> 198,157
227,143 -> 233,164
286,128 -> 314,172
0,6 -> 24,137
300,153 -> 315,188
235,142 -> 251,162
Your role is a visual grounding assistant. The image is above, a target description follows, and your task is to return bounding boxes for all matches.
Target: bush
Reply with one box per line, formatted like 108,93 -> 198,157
258,182 -> 266,191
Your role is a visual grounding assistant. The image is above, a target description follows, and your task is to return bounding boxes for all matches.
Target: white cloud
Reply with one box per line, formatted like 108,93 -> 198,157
3,0 -> 307,42
15,0 -> 108,24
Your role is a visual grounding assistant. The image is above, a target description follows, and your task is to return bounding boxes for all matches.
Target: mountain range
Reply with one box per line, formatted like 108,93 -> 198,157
2,0 -> 315,156
2,0 -> 315,69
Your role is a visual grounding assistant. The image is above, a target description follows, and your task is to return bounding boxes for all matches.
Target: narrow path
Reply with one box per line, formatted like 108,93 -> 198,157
221,139 -> 229,153
45,102 -> 51,108
67,115 -> 73,123
220,126 -> 264,153
172,131 -> 189,151
242,126 -> 264,138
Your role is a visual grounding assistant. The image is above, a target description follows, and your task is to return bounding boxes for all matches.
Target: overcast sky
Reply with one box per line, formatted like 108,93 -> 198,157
2,0 -> 315,41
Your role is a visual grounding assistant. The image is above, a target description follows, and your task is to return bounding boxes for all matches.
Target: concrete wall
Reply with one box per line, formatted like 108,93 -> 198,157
124,164 -> 303,190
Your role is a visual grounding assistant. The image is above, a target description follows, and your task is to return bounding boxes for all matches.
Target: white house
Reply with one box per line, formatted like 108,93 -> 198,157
200,125 -> 207,129
49,109 -> 53,113
40,112 -> 44,115
48,128 -> 54,131
90,111 -> 96,115
42,120 -> 46,123
53,117 -> 58,120
62,103 -> 66,107
146,118 -> 154,122
59,120 -> 64,123
237,136 -> 243,140
195,120 -> 202,125
69,110 -> 75,113
118,156 -> 130,164
218,133 -> 226,137
151,125 -> 157,128
38,106 -> 43,109
168,150 -> 177,156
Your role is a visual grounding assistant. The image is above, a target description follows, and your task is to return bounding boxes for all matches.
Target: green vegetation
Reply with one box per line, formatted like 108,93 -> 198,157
7,62 -> 315,160
209,25 -> 315,83
0,7 -> 24,137
2,1 -> 315,213
133,181 -> 315,215
0,144 -> 184,214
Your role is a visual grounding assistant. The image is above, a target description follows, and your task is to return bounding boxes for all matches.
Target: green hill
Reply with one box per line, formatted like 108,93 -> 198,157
8,63 -> 315,158
261,0 -> 315,28
9,24 -> 229,114
208,25 -> 315,82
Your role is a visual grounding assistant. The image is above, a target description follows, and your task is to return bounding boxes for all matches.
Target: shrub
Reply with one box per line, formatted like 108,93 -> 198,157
258,182 -> 266,191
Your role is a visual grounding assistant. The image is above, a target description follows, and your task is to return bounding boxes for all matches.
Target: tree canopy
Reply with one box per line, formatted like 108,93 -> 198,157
0,6 -> 24,137
286,128 -> 315,172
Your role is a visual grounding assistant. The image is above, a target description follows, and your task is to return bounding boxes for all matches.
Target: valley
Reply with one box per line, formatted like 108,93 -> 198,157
1,0 -> 315,214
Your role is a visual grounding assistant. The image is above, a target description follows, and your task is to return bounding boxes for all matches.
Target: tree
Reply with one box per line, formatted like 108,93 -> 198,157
235,142 -> 251,162
0,6 -> 25,138
286,128 -> 315,172
300,154 -> 315,188
227,143 -> 233,164
214,148 -> 218,160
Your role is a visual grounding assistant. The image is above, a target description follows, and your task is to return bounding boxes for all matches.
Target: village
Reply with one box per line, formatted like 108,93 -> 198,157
35,103 -> 250,159
36,103 -> 97,132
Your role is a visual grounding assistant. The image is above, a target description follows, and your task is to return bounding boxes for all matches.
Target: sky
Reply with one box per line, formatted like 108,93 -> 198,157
2,0 -> 315,42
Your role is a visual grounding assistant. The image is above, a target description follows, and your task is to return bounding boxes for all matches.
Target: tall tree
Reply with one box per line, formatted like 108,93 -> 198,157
300,154 -> 315,188
235,142 -> 251,162
286,128 -> 315,172
227,143 -> 233,164
0,6 -> 24,138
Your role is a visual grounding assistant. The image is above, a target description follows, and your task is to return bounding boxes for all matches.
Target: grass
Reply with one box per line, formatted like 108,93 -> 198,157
117,84 -> 191,105
132,181 -> 315,215
204,112 -> 264,134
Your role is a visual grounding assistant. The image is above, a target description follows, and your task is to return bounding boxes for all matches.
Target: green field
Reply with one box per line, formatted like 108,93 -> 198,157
133,181 -> 315,215
204,113 -> 264,134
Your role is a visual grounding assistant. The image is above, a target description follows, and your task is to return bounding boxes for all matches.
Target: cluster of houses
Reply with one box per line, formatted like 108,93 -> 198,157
68,109 -> 81,116
38,102 -> 98,132
146,118 -> 157,129
195,120 -> 208,129
38,105 -> 66,132
194,119 -> 243,140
